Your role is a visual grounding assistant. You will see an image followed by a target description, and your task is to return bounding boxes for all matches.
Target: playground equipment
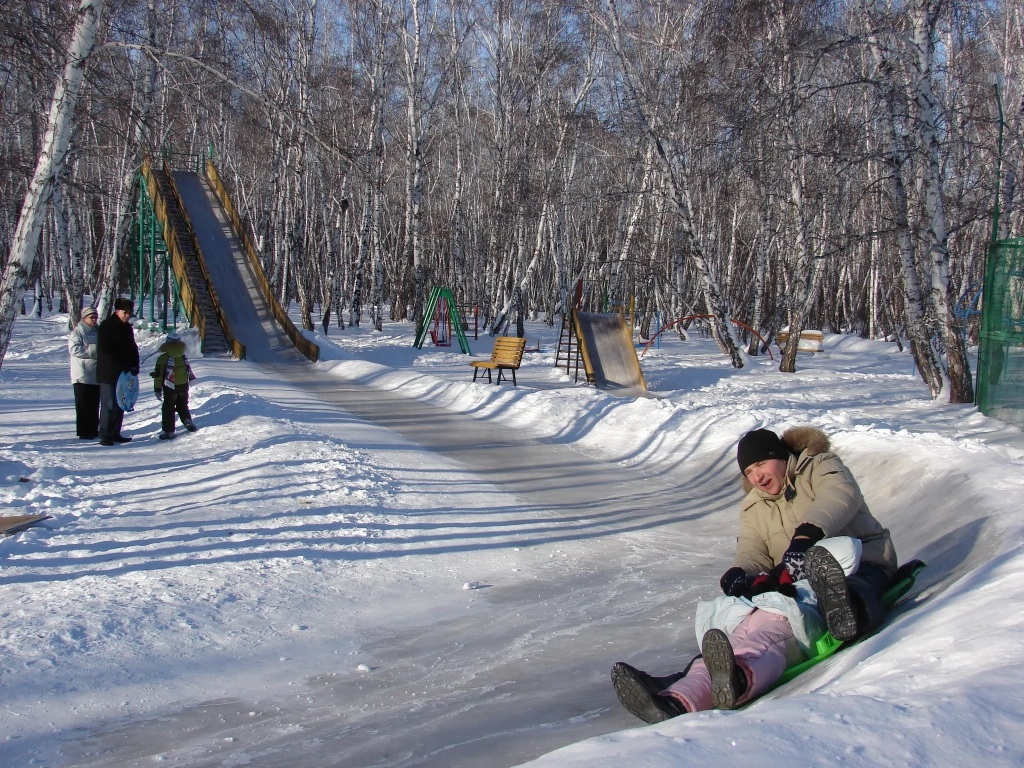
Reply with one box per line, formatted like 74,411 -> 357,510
138,156 -> 240,357
136,152 -> 320,363
132,160 -> 189,334
977,237 -> 1024,430
976,81 -> 1024,430
556,310 -> 646,391
205,158 -> 319,363
413,287 -> 472,353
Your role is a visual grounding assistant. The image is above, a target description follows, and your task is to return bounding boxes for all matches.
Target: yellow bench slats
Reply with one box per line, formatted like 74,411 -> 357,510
470,336 -> 526,386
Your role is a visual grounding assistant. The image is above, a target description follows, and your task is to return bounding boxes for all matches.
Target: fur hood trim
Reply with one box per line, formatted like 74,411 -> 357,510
740,426 -> 831,493
159,339 -> 186,355
780,426 -> 830,456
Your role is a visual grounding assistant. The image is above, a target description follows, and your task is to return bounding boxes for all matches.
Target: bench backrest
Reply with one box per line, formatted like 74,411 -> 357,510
777,329 -> 824,344
491,336 -> 527,366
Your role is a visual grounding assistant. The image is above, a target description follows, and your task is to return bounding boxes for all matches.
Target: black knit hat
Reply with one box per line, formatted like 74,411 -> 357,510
113,297 -> 134,315
737,429 -> 790,472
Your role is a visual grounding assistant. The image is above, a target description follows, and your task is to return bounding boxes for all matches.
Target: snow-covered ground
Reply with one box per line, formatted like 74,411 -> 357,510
1,311 -> 1023,767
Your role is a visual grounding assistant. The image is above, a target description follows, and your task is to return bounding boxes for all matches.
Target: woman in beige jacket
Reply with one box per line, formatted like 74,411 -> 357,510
731,426 -> 897,584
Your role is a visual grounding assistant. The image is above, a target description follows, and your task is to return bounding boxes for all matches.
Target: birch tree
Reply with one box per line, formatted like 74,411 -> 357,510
489,15 -> 597,335
765,0 -> 832,374
93,0 -> 159,319
399,0 -> 451,327
858,0 -> 976,401
350,0 -> 397,328
0,0 -> 105,372
602,0 -> 745,367
909,0 -> 973,402
860,0 -> 946,396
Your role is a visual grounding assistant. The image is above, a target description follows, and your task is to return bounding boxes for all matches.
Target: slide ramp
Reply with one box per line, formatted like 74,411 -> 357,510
144,162 -> 233,355
171,171 -> 307,364
573,311 -> 647,393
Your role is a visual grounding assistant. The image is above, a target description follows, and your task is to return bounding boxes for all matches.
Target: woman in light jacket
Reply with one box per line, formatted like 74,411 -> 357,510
68,307 -> 100,439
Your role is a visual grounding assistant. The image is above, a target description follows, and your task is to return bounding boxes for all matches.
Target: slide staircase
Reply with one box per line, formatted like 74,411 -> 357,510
555,313 -> 584,383
140,158 -> 237,356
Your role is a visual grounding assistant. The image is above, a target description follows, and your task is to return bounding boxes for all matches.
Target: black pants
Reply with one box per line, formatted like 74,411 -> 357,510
161,385 -> 193,433
73,383 -> 100,438
849,562 -> 892,638
99,383 -> 125,441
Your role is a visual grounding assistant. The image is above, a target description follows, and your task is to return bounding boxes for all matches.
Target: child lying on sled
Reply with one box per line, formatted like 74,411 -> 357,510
614,538 -> 865,719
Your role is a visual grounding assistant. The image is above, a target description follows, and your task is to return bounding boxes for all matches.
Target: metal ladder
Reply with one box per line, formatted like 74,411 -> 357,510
555,311 -> 583,383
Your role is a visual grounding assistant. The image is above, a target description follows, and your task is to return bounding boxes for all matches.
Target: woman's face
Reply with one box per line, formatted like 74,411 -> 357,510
743,458 -> 788,496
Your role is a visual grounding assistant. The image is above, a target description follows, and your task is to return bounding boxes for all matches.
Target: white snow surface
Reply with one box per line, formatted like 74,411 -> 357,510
1,312 -> 1023,767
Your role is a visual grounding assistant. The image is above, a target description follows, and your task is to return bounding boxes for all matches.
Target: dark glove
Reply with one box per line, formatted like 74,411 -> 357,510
130,367 -> 139,376
155,389 -> 162,401
720,567 -> 752,597
779,523 -> 825,581
748,565 -> 798,598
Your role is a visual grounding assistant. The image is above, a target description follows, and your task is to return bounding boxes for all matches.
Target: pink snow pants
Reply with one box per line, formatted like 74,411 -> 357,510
663,609 -> 802,712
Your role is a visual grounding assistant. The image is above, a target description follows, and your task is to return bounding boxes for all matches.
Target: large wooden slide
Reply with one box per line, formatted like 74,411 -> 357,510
142,157 -> 318,364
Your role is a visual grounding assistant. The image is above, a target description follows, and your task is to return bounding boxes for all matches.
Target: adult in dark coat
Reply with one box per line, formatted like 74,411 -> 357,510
97,297 -> 140,445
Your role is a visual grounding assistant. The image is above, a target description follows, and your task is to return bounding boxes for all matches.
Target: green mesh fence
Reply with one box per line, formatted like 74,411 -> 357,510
977,237 -> 1024,430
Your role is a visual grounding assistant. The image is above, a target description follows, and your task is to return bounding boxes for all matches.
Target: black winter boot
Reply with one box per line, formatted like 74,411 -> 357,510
702,629 -> 748,709
806,546 -> 858,640
611,662 -> 688,723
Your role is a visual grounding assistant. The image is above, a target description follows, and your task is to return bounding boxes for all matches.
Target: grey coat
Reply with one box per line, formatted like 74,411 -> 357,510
68,321 -> 98,384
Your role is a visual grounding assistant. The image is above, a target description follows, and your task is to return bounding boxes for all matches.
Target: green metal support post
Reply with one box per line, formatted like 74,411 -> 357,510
977,80 -> 1005,404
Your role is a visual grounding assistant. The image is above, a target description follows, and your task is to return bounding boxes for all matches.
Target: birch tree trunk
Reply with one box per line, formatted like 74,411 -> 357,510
0,0 -> 104,372
371,163 -> 386,332
95,0 -> 158,319
861,2 -> 945,397
608,143 -> 654,310
910,0 -> 973,402
488,50 -> 593,333
402,0 -> 429,329
291,0 -> 317,333
747,193 -> 772,355
51,167 -> 88,326
349,1 -> 391,328
604,0 -> 745,368
352,173 -> 376,328
779,126 -> 815,373
447,2 -> 468,309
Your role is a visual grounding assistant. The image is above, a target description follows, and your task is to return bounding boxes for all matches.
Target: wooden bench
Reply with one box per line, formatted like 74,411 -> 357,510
470,336 -> 527,386
777,329 -> 824,353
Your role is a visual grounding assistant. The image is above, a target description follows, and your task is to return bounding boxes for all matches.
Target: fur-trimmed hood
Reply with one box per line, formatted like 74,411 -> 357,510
159,339 -> 186,356
740,426 -> 831,493
732,425 -> 898,577
779,426 -> 830,457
